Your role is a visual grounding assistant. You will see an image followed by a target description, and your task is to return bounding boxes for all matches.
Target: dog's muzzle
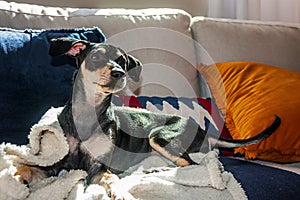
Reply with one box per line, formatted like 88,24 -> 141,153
106,67 -> 127,93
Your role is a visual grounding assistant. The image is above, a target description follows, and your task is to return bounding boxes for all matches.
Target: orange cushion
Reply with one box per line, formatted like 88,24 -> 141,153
198,62 -> 300,163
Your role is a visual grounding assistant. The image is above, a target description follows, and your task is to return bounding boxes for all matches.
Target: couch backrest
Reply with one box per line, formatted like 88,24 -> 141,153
191,17 -> 300,72
0,0 -> 200,97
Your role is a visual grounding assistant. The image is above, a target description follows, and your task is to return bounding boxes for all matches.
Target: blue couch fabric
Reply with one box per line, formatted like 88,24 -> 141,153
0,27 -> 105,144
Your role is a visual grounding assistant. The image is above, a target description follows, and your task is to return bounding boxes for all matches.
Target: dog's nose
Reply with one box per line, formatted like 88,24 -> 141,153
111,69 -> 125,79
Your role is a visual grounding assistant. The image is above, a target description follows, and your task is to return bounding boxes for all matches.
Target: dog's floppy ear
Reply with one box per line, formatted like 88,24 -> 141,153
49,37 -> 89,57
126,55 -> 143,82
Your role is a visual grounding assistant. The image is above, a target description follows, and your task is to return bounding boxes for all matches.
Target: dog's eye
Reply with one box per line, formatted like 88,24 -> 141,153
90,52 -> 107,62
90,52 -> 103,61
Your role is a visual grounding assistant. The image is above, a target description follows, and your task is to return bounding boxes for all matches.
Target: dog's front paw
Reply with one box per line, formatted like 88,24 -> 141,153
100,172 -> 136,200
99,172 -> 120,195
14,166 -> 47,185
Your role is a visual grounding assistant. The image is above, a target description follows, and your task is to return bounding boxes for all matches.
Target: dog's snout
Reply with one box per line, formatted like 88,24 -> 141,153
111,69 -> 125,79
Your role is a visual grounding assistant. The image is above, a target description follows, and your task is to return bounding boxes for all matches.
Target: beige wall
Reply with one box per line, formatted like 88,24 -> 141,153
6,0 -> 208,16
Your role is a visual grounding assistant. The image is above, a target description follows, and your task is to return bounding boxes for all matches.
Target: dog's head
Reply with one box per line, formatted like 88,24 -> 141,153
49,38 -> 142,99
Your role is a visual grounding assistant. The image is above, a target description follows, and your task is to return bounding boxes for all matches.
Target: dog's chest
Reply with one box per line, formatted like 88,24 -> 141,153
80,129 -> 114,159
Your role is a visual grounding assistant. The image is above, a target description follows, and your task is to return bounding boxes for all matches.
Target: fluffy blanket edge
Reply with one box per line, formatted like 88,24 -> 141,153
0,107 -> 247,200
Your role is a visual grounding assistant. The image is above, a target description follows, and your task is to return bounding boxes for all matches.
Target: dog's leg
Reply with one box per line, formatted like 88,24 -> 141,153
99,172 -> 137,200
86,162 -> 117,198
149,136 -> 197,167
99,172 -> 120,197
148,117 -> 200,167
14,166 -> 47,185
87,161 -> 136,199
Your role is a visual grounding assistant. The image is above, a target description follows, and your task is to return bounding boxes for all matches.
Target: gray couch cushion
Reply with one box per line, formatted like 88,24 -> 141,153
191,17 -> 300,72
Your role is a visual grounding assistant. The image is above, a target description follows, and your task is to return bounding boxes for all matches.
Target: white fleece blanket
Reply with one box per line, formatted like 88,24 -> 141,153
0,107 -> 247,200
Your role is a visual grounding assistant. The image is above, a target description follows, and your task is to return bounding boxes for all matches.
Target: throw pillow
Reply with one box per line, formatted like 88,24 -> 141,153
0,27 -> 105,144
198,62 -> 300,163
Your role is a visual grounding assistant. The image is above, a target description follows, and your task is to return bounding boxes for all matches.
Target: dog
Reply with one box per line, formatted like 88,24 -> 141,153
14,38 -> 281,198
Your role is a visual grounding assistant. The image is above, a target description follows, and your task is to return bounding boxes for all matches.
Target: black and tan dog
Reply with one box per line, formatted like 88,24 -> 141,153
15,38 -> 281,197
